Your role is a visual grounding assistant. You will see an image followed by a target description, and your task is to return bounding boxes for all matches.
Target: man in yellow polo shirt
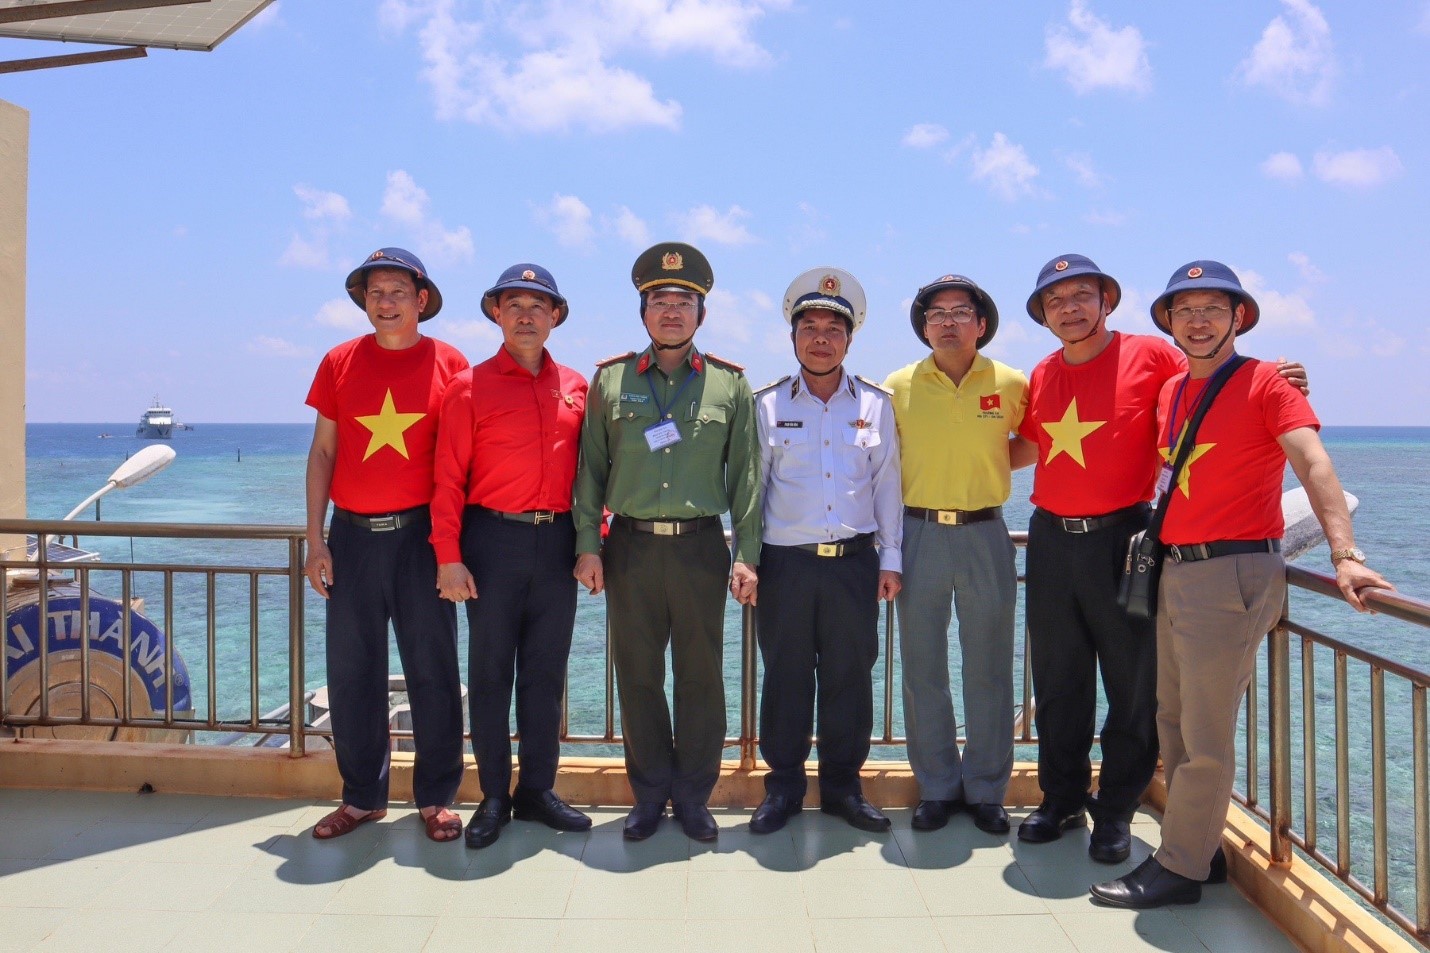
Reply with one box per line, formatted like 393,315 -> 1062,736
884,274 -> 1033,834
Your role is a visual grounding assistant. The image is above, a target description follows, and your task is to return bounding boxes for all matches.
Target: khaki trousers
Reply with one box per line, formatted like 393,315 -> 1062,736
1153,552 -> 1284,880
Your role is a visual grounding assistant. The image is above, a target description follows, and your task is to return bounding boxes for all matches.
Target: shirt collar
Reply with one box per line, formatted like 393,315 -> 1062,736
635,345 -> 703,376
789,367 -> 854,403
917,352 -> 990,381
494,345 -> 550,378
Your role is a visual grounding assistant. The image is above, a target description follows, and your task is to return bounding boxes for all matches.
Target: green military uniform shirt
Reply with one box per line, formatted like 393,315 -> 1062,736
573,345 -> 762,564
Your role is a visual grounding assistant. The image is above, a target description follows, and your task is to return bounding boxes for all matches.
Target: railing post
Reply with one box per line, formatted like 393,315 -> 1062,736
288,536 -> 306,756
1269,595 -> 1293,866
740,603 -> 757,771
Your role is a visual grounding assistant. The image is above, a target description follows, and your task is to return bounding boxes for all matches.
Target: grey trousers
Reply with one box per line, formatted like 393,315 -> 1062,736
896,514 -> 1017,804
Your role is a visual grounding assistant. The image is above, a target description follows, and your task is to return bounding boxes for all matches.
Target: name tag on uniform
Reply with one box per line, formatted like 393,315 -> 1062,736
620,392 -> 650,404
644,420 -> 682,451
1155,463 -> 1173,498
776,420 -> 803,428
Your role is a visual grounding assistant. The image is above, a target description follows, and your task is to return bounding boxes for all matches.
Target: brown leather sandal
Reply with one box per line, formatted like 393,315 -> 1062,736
311,806 -> 387,840
421,806 -> 462,842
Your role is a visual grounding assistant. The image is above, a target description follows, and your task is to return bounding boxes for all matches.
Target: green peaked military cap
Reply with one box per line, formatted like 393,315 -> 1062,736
631,242 -> 714,295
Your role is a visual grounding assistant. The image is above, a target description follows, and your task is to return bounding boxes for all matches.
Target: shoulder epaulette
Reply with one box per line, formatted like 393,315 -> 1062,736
704,352 -> 746,373
595,351 -> 636,368
854,374 -> 894,396
754,374 -> 791,394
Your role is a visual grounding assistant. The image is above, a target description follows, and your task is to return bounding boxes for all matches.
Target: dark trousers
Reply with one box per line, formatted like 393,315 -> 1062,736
1025,508 -> 1158,819
604,518 -> 730,805
324,513 -> 464,811
756,544 -> 879,801
460,507 -> 577,800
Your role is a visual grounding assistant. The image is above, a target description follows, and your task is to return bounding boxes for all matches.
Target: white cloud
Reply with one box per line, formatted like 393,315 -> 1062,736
902,123 -> 949,149
1064,152 -> 1103,188
382,0 -> 786,133
280,183 -> 352,269
1261,151 -> 1305,181
613,206 -> 650,248
704,288 -> 781,351
247,335 -> 311,358
440,317 -> 504,347
294,184 -> 351,222
1044,0 -> 1152,95
280,233 -> 329,269
1084,209 -> 1128,227
1311,146 -> 1404,188
537,193 -> 595,248
970,133 -> 1039,201
1238,268 -> 1315,330
1239,0 -> 1337,106
1288,251 -> 1325,283
677,204 -> 756,245
380,169 -> 474,262
315,297 -> 367,332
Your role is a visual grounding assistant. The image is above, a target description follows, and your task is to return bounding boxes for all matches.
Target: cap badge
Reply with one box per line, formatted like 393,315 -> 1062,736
662,251 -> 683,271
370,250 -> 385,260
1054,260 -> 1069,271
1188,266 -> 1204,279
522,269 -> 536,280
820,274 -> 841,296
938,274 -> 955,282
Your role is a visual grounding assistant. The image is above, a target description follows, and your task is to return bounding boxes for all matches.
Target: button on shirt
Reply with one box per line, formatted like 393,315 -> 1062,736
429,346 -> 588,565
757,370 -> 903,572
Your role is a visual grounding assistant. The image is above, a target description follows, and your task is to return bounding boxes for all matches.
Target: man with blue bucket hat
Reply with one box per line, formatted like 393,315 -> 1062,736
304,247 -> 469,842
1089,260 -> 1389,908
431,263 -> 592,849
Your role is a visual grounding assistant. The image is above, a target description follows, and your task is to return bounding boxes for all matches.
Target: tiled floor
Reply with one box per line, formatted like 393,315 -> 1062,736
0,790 -> 1298,953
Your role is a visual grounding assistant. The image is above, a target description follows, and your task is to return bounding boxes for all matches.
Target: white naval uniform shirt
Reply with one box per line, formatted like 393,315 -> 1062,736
755,368 -> 903,572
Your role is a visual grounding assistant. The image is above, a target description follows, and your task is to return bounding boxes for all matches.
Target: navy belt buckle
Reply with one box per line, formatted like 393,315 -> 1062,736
368,515 -> 397,532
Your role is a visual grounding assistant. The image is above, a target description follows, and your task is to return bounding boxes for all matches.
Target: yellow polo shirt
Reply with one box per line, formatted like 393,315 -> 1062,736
883,354 -> 1028,511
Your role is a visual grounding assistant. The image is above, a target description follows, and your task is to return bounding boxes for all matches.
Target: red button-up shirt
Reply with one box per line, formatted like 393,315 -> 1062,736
430,346 -> 588,564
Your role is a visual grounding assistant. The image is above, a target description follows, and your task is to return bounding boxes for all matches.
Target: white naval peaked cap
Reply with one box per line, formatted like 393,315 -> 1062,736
782,267 -> 866,333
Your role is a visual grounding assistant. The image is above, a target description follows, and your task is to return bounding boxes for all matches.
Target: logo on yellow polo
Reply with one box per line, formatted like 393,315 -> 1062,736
1160,442 -> 1216,497
1042,398 -> 1106,467
355,389 -> 425,461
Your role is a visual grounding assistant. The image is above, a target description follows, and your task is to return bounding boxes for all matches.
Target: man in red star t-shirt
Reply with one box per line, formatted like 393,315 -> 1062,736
303,247 -> 469,844
1090,260 -> 1391,910
430,263 -> 591,850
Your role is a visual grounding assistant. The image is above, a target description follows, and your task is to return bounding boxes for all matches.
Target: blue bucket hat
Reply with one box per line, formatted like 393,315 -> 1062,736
481,263 -> 569,327
1150,260 -> 1260,335
1026,254 -> 1121,325
910,274 -> 999,349
345,247 -> 442,321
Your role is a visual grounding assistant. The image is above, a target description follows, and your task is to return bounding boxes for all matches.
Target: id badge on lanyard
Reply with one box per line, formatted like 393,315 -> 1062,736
644,362 -> 697,452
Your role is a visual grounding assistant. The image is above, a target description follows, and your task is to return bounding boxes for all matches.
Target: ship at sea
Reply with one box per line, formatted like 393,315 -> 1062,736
135,397 -> 174,439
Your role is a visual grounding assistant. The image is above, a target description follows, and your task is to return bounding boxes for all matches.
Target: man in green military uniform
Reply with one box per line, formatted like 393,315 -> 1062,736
573,242 -> 761,842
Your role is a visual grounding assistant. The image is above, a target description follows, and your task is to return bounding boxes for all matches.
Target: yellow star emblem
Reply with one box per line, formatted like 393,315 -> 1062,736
1041,398 -> 1106,468
355,389 -> 425,461
1160,443 -> 1216,498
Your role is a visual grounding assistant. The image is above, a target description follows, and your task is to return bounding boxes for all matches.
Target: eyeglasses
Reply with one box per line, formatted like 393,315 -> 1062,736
924,307 -> 979,326
1169,305 -> 1231,323
650,300 -> 697,315
366,289 -> 414,304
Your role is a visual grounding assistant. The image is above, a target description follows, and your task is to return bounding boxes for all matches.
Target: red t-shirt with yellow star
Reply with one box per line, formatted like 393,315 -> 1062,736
306,334 -> 470,514
1155,359 -> 1319,545
1019,332 -> 1186,517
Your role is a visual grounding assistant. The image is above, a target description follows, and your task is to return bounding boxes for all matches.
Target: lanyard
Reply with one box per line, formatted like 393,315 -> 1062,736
1165,357 -> 1239,459
647,358 -> 699,421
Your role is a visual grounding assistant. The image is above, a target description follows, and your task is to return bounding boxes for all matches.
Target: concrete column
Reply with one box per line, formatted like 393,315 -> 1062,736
0,99 -> 29,576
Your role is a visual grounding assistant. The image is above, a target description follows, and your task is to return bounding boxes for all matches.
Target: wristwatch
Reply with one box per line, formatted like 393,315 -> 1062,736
1330,547 -> 1366,565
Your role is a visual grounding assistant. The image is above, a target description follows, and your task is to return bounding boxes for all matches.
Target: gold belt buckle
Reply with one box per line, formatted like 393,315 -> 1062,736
816,542 -> 839,557
533,511 -> 554,525
652,521 -> 676,536
937,510 -> 958,525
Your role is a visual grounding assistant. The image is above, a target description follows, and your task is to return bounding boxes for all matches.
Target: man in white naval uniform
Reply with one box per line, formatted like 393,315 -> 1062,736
748,268 -> 903,834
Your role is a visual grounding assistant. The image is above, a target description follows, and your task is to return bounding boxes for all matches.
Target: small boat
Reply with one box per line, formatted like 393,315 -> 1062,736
136,397 -> 174,439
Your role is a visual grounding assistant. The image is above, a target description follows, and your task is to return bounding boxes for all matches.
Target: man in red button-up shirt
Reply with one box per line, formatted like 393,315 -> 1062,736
431,263 -> 590,850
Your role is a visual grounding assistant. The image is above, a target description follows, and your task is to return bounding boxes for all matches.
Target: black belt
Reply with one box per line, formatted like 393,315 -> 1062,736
790,532 -> 875,558
904,505 -> 1002,526
332,505 -> 427,532
615,515 -> 722,537
1036,502 -> 1149,534
1167,539 -> 1281,563
475,505 -> 567,525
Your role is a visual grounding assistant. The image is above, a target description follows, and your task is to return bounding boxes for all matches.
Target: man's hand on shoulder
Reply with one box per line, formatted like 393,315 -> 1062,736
574,552 -> 605,595
436,562 -> 478,602
1276,357 -> 1310,397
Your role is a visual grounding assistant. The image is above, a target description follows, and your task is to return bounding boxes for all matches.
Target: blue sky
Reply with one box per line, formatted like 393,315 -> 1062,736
8,0 -> 1428,424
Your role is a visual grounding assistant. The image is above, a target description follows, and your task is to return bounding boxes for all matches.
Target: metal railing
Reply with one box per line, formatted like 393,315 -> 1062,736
1,517 -> 1426,947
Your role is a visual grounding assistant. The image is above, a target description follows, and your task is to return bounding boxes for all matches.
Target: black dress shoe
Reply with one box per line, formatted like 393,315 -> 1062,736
672,802 -> 718,842
512,788 -> 593,832
970,803 -> 1010,835
1088,816 -> 1131,863
1017,801 -> 1087,843
911,799 -> 963,831
464,797 -> 511,850
1090,856 -> 1202,909
622,802 -> 665,841
1205,846 -> 1227,884
819,794 -> 891,833
749,795 -> 802,834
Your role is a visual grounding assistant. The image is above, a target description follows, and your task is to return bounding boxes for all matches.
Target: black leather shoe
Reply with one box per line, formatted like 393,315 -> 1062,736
970,803 -> 1010,835
464,797 -> 511,850
819,794 -> 891,833
512,788 -> 592,832
749,795 -> 802,834
1089,816 -> 1131,863
622,802 -> 665,841
1205,847 -> 1227,884
672,802 -> 718,842
1090,856 -> 1202,909
911,799 -> 963,831
1017,801 -> 1087,843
